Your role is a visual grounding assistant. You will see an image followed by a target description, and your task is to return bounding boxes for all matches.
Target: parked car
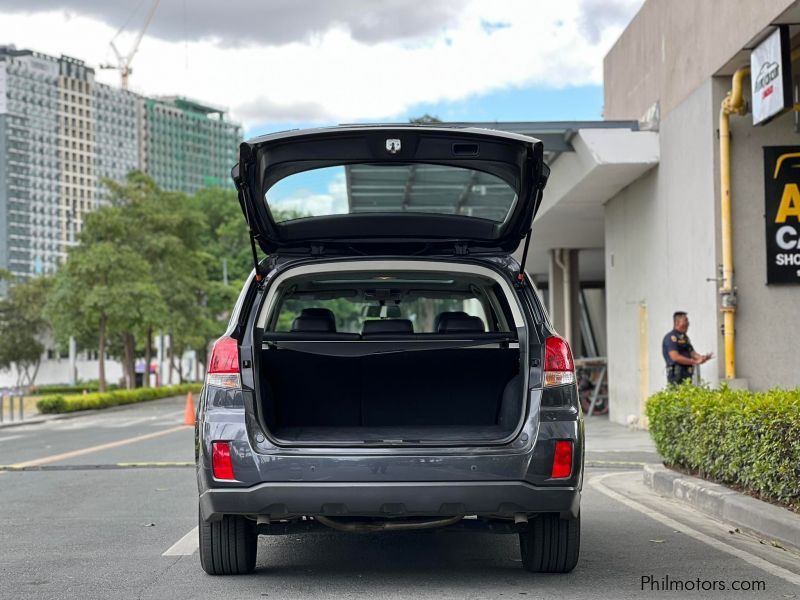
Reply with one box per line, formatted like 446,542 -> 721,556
196,125 -> 584,575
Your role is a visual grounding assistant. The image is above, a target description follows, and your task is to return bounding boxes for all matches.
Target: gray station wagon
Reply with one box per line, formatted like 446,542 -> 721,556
196,125 -> 584,575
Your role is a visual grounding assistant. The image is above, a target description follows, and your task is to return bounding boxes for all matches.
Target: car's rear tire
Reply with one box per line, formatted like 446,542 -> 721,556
519,513 -> 580,573
198,510 -> 258,575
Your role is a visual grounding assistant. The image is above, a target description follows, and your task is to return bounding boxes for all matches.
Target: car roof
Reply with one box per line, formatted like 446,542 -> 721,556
245,124 -> 542,147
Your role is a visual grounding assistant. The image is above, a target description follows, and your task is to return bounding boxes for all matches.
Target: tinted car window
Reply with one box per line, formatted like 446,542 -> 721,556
265,164 -> 518,225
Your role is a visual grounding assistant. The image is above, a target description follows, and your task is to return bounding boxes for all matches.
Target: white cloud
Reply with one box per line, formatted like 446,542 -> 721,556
0,0 -> 465,47
0,0 -> 643,128
268,170 -> 348,218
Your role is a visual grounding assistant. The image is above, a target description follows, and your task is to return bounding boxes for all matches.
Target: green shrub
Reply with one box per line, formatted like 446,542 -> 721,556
36,383 -> 202,414
33,381 -> 120,395
646,383 -> 800,511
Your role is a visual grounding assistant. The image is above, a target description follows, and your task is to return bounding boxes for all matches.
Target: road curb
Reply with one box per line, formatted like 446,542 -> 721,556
0,394 -> 187,430
643,464 -> 800,551
0,413 -> 73,429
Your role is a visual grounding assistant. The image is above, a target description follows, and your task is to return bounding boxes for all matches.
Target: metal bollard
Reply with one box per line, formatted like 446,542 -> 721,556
0,393 -> 4,423
18,394 -> 24,421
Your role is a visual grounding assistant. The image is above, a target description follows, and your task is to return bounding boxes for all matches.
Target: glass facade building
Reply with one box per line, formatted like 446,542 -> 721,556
0,46 -> 242,284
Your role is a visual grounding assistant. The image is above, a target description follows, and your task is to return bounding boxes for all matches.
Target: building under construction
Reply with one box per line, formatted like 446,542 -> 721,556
0,45 -> 241,282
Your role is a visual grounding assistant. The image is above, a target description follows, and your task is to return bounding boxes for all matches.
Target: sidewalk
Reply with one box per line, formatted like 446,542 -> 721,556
584,414 -> 661,465
0,395 -> 38,426
584,414 -> 800,551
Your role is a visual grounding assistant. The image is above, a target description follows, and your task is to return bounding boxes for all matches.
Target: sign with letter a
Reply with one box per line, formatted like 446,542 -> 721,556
764,146 -> 800,284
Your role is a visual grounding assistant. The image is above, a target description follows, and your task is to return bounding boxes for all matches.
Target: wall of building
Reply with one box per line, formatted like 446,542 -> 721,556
57,57 -> 95,252
0,51 -> 62,279
604,0 -> 794,120
0,117 -> 8,289
94,83 -> 140,206
719,80 -> 800,390
143,97 -> 240,194
605,80 -> 720,424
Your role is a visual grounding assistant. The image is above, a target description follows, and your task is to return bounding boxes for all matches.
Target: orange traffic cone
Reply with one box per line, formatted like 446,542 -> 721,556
183,391 -> 196,426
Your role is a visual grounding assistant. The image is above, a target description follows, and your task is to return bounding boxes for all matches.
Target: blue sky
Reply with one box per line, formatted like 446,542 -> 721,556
246,84 -> 604,139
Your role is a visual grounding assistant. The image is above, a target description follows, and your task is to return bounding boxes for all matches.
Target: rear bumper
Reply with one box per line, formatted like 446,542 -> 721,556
199,480 -> 580,521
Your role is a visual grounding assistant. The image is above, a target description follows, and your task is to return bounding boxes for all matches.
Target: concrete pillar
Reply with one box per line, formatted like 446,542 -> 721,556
568,250 -> 582,356
68,336 -> 77,386
547,249 -> 582,356
548,250 -> 565,335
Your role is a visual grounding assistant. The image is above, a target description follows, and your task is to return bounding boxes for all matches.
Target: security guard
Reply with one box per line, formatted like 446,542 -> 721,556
662,311 -> 713,385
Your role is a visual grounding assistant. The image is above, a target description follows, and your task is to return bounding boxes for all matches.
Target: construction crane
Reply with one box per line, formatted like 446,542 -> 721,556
100,0 -> 160,90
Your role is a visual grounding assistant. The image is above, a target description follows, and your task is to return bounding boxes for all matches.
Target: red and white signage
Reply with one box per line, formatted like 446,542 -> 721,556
751,26 -> 792,126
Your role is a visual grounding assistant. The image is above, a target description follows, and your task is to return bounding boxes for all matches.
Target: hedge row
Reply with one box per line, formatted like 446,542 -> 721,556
36,383 -> 202,414
33,381 -> 120,395
646,383 -> 800,511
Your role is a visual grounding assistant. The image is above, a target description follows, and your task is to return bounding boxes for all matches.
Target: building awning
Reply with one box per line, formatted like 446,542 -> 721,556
341,120 -> 658,281
343,119 -> 646,226
528,127 -> 659,280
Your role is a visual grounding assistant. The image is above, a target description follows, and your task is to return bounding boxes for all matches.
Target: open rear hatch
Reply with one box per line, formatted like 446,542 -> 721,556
232,125 -> 549,259
232,125 -> 549,447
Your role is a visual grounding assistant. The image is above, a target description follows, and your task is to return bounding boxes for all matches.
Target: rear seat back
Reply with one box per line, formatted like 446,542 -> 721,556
437,313 -> 485,333
362,319 -> 414,336
433,311 -> 468,332
291,308 -> 337,332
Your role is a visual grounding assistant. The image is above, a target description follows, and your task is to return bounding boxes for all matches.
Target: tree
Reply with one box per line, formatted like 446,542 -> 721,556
189,186 -> 252,285
409,114 -> 442,124
0,275 -> 53,388
93,173 -> 210,385
46,173 -> 256,389
47,241 -> 161,392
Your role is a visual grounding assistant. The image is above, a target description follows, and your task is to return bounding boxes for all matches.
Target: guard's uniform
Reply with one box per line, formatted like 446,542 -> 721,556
662,329 -> 694,385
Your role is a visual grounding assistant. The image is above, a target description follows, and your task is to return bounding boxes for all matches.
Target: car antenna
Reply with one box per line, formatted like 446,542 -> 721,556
516,229 -> 532,285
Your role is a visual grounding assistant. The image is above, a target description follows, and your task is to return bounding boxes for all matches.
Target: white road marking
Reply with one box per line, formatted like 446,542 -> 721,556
10,425 -> 187,468
162,526 -> 199,556
0,435 -> 23,443
590,471 -> 800,586
106,417 -> 157,429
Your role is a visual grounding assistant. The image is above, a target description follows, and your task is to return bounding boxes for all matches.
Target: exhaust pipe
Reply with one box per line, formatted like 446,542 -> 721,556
315,515 -> 462,533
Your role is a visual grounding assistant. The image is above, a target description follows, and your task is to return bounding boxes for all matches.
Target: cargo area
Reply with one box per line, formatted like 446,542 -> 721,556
258,346 -> 522,444
253,265 -> 528,446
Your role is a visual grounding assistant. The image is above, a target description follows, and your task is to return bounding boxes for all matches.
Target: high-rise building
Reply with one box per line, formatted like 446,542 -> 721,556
143,96 -> 240,194
0,48 -> 62,281
93,82 -> 140,206
0,45 -> 242,285
57,55 -> 96,255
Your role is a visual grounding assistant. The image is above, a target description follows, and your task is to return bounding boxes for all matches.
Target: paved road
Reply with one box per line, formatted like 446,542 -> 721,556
0,397 -> 797,600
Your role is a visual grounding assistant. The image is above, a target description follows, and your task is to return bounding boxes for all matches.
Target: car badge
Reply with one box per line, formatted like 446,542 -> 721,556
386,139 -> 401,154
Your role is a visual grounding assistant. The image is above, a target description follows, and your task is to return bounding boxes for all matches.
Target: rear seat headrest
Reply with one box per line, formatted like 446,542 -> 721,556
291,307 -> 337,333
433,311 -> 468,332
437,314 -> 485,333
362,319 -> 414,336
299,308 -> 336,329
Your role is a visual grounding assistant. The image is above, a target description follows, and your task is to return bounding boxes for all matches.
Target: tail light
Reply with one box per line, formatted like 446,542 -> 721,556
543,335 -> 576,387
551,440 -> 573,478
211,441 -> 235,480
206,336 -> 241,389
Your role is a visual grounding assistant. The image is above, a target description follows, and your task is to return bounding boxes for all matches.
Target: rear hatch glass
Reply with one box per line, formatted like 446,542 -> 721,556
267,163 -> 518,225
